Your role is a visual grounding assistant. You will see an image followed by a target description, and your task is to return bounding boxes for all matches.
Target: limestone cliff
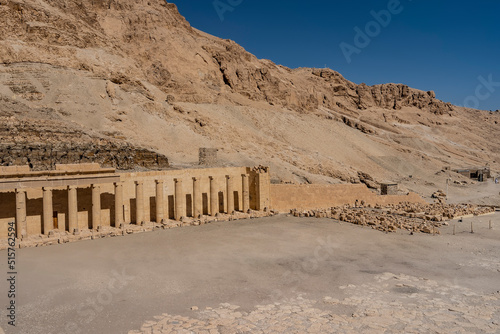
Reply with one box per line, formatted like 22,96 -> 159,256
0,0 -> 498,194
0,0 -> 453,115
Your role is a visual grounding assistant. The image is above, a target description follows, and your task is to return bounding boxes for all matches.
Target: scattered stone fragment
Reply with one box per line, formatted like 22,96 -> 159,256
290,203 -> 495,234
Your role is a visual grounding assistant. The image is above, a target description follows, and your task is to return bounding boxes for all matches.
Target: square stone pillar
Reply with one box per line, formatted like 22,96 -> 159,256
15,189 -> 27,238
226,175 -> 234,214
155,180 -> 164,223
135,181 -> 144,225
114,182 -> 124,228
42,187 -> 53,235
91,184 -> 101,230
242,174 -> 250,213
68,186 -> 78,233
192,177 -> 202,217
174,178 -> 185,221
253,170 -> 271,211
209,176 -> 218,216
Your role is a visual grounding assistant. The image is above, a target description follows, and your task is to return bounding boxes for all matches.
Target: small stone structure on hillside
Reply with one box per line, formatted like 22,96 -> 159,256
381,183 -> 398,195
199,148 -> 218,166
453,167 -> 490,182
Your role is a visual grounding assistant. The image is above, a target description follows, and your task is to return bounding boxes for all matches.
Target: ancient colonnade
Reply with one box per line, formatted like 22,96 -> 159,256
12,174 -> 252,238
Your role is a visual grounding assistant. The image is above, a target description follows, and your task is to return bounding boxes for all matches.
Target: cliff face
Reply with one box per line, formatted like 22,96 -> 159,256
203,44 -> 454,115
0,0 -> 453,115
0,0 -> 498,192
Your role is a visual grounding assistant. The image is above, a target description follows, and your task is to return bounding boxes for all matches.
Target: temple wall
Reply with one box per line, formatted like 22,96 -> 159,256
0,166 -> 270,239
119,167 -> 250,223
0,164 -> 429,240
270,184 -> 426,212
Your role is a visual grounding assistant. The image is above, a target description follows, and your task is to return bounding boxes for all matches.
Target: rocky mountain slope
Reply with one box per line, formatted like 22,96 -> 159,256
0,0 -> 499,197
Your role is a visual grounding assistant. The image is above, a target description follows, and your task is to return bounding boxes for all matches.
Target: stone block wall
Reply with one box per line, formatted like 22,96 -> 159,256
0,165 -> 30,174
270,184 -> 426,212
0,143 -> 169,171
0,117 -> 170,171
381,183 -> 398,195
55,163 -> 101,171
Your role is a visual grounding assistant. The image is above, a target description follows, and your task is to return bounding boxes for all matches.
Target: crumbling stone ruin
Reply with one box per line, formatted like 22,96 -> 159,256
0,117 -> 169,170
0,142 -> 169,171
431,190 -> 447,204
290,203 -> 495,234
453,167 -> 491,182
381,183 -> 398,195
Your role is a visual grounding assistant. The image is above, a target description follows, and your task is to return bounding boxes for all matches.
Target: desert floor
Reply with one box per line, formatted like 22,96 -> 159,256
0,183 -> 499,334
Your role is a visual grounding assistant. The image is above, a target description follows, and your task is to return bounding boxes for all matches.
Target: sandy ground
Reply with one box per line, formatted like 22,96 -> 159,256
0,210 -> 499,333
447,178 -> 500,206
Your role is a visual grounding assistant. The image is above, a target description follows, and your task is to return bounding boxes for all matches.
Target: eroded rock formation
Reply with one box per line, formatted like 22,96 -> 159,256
0,0 -> 498,187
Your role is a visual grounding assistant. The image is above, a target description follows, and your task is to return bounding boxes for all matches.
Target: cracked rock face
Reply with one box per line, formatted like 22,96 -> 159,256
0,0 -> 456,116
0,0 -> 498,183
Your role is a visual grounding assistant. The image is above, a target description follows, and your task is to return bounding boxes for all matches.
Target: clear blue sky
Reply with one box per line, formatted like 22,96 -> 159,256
174,0 -> 500,111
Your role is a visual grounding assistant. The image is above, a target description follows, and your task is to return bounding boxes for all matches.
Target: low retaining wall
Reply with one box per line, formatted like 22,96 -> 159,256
270,184 -> 426,212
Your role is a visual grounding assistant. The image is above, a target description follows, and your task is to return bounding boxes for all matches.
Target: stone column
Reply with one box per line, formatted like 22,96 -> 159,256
226,175 -> 234,214
155,180 -> 164,223
174,178 -> 185,221
135,181 -> 144,225
193,177 -> 202,217
68,186 -> 78,233
209,176 -> 218,216
91,184 -> 101,229
15,189 -> 27,238
114,182 -> 124,228
42,187 -> 53,235
242,174 -> 250,213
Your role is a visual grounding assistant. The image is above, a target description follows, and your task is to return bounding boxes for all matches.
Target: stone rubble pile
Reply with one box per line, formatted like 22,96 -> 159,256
0,210 -> 276,250
431,190 -> 447,203
384,202 -> 496,222
290,203 -> 495,234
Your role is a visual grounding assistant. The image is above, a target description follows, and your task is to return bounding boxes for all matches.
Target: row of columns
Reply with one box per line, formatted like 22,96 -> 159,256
13,174 -> 251,238
15,183 -> 124,238
135,174 -> 251,224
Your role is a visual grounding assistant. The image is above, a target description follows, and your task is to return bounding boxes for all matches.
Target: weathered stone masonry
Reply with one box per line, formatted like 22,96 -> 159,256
0,164 -> 271,239
269,184 -> 426,212
0,163 -> 427,241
